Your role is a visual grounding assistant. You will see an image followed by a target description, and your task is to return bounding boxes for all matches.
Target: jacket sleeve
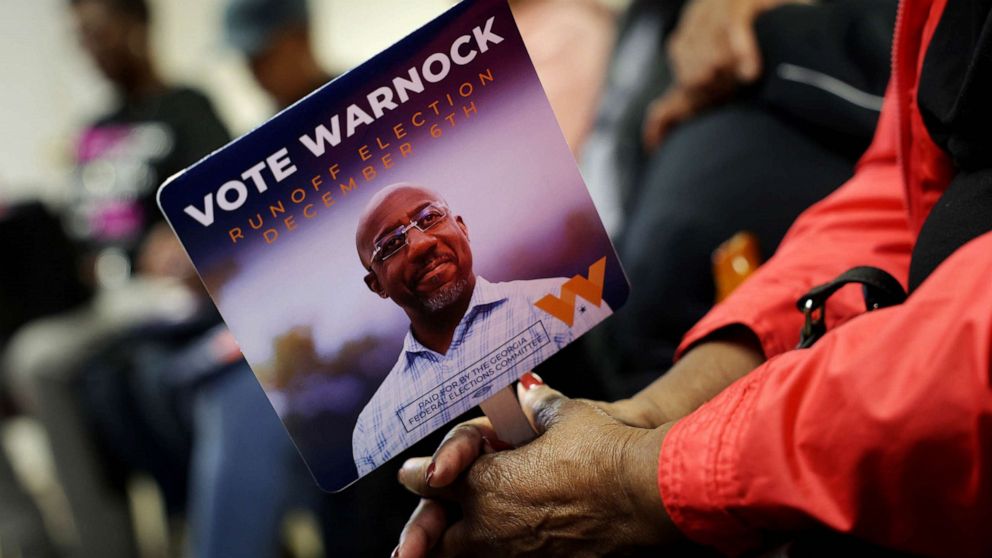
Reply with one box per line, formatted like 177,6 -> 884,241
676,81 -> 914,360
659,230 -> 992,558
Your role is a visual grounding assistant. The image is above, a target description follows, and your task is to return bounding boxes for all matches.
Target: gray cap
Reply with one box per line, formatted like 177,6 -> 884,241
223,0 -> 309,56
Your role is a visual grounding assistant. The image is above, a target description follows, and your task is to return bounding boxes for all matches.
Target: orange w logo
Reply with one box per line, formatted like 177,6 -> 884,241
534,257 -> 606,327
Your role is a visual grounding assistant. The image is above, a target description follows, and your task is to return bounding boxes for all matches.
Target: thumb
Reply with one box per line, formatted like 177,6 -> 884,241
516,372 -> 569,435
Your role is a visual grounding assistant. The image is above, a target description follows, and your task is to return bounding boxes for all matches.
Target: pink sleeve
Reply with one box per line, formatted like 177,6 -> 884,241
676,83 -> 914,360
660,231 -> 992,558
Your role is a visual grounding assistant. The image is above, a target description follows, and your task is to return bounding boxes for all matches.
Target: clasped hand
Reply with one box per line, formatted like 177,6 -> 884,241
393,375 -> 677,557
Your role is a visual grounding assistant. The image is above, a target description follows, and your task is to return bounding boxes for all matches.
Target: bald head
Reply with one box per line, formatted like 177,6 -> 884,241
355,183 -> 475,317
355,184 -> 447,269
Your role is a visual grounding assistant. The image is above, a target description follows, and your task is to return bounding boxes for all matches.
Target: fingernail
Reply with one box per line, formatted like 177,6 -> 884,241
391,544 -> 401,558
425,461 -> 435,487
520,372 -> 543,390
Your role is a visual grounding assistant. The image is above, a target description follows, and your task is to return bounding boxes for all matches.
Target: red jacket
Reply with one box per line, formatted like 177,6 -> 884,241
658,0 -> 992,555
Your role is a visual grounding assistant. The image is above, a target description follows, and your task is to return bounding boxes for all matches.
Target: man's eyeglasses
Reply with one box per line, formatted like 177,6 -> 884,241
369,203 -> 449,265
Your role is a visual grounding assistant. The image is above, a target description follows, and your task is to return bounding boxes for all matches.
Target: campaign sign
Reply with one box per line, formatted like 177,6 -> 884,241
158,0 -> 628,491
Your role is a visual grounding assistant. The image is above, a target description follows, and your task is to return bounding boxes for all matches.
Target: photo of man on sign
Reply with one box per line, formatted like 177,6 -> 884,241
351,183 -> 610,475
157,0 -> 629,491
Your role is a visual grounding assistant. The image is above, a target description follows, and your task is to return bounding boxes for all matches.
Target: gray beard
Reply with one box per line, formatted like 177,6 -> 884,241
423,278 -> 468,312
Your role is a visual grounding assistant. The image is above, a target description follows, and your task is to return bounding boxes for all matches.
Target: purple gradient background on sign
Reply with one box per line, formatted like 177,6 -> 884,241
217,74 -> 613,367
159,0 -> 626,490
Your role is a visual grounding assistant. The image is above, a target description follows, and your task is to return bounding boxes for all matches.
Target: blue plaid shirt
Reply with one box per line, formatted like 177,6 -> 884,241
352,276 -> 611,476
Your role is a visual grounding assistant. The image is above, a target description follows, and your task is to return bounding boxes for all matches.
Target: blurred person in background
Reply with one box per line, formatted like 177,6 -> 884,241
65,0 -> 229,282
581,0 -> 896,396
2,0 -> 231,556
0,441 -> 56,558
224,0 -> 334,110
37,1 -> 339,557
0,202 -> 73,557
206,1 -> 428,555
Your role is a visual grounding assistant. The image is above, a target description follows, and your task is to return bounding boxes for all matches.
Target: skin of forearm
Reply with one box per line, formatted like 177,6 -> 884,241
602,328 -> 765,548
623,325 -> 766,427
614,421 -> 684,546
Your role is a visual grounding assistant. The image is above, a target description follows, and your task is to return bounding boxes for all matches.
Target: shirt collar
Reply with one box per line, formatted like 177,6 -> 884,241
401,276 -> 508,356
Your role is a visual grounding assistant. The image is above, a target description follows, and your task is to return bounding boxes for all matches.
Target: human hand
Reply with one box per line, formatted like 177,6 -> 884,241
670,0 -> 810,89
643,0 -> 811,150
394,374 -> 678,557
395,374 -> 664,524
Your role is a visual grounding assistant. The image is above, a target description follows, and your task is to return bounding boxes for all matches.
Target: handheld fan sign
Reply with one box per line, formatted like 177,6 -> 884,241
157,0 -> 628,491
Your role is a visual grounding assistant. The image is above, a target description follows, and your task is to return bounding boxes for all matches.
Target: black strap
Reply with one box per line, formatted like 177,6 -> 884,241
796,266 -> 906,349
